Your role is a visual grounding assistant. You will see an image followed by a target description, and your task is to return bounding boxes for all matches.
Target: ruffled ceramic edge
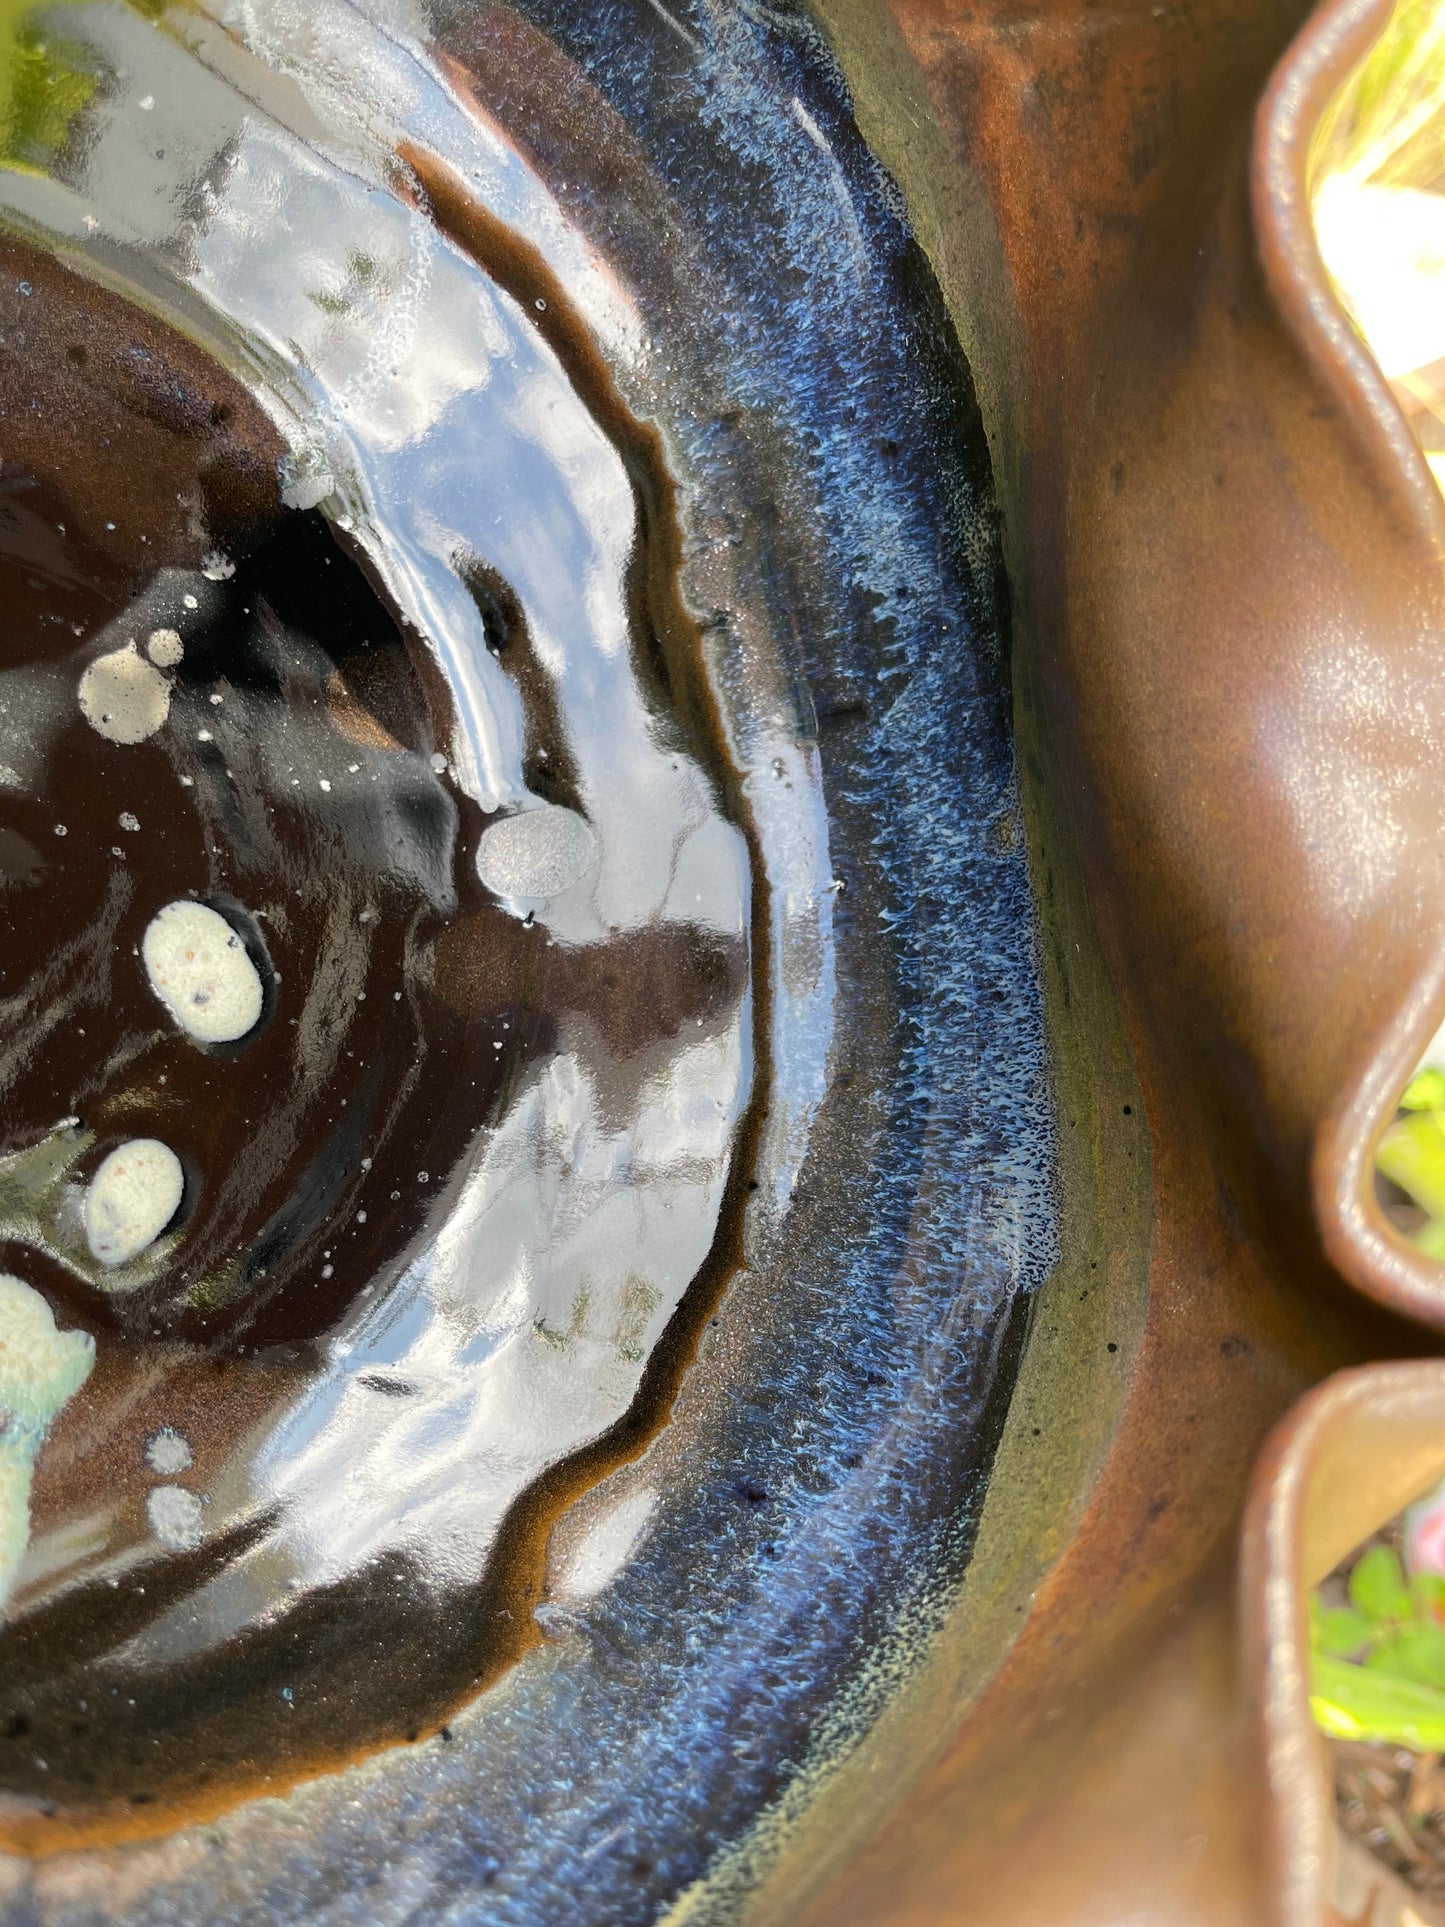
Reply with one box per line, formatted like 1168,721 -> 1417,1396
1255,0 -> 1445,1331
1241,1363 -> 1445,1927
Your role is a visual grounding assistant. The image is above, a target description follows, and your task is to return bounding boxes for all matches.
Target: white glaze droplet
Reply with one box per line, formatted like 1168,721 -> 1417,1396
146,627 -> 184,669
78,642 -> 170,745
84,1138 -> 184,1266
145,1426 -> 192,1476
476,804 -> 596,901
147,1486 -> 204,1551
143,900 -> 264,1044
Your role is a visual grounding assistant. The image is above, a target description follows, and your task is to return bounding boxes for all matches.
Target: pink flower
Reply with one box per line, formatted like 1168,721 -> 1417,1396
1406,1477 -> 1445,1576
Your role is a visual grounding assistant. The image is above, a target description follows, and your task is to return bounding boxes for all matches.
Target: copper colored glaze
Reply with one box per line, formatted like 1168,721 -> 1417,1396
780,0 -> 1445,1919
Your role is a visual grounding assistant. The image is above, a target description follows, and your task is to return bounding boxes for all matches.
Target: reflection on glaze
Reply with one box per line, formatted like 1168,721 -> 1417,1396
0,0 -> 758,1827
0,1276 -> 91,1609
0,0 -> 1056,1913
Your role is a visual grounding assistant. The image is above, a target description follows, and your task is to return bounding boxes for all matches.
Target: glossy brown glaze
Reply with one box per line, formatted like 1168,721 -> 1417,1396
0,148 -> 758,1841
0,238 -> 507,1355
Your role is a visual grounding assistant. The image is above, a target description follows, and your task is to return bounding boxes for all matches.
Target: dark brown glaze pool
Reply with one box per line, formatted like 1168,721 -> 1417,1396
0,0 -> 1059,1918
0,148 -> 755,1845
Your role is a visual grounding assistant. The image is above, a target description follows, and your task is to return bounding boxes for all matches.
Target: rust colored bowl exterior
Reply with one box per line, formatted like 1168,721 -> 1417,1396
775,0 -> 1445,1920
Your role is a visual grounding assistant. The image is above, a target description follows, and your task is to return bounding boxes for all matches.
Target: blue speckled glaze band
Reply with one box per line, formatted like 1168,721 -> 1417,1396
1,0 -> 1056,1917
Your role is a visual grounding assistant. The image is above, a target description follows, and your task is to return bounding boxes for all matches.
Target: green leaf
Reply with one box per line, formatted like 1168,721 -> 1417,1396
1350,1544 -> 1412,1622
1314,1606 -> 1375,1657
1367,1621 -> 1445,1690
1412,1570 -> 1445,1617
1402,1069 -> 1445,1112
0,2 -> 98,179
2,22 -> 95,172
1311,1652 -> 1445,1750
1379,1111 -> 1445,1222
1379,1113 -> 1445,1222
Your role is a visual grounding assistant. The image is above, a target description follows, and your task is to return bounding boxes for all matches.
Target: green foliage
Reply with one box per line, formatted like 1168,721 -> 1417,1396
0,1 -> 96,176
1351,1543 -> 1414,1620
1378,1068 -> 1445,1253
1312,1652 -> 1445,1751
1319,0 -> 1445,194
1402,1068 -> 1445,1113
1311,1546 -> 1445,1749
1315,1604 -> 1374,1655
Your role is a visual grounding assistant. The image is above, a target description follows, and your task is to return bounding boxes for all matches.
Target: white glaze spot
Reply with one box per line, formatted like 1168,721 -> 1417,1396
476,804 -> 596,901
147,1485 -> 204,1551
146,627 -> 184,669
0,1276 -> 94,1606
84,1138 -> 184,1266
78,641 -> 171,745
143,900 -> 264,1044
145,1426 -> 193,1475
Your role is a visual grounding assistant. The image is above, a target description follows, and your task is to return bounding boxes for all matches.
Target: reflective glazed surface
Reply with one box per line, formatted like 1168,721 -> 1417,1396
0,0 -> 754,1829
0,0 -> 1052,1914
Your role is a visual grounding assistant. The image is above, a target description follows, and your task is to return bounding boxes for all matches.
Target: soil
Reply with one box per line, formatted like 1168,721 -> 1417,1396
1327,1518 -> 1445,1915
1334,1737 -> 1445,1911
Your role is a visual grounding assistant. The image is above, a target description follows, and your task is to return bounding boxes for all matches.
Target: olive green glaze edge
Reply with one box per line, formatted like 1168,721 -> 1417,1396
661,8 -> 1153,1923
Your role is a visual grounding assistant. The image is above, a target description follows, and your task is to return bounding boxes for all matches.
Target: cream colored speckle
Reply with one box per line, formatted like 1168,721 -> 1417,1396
146,628 -> 184,669
143,900 -> 264,1044
84,1138 -> 184,1266
78,641 -> 170,745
